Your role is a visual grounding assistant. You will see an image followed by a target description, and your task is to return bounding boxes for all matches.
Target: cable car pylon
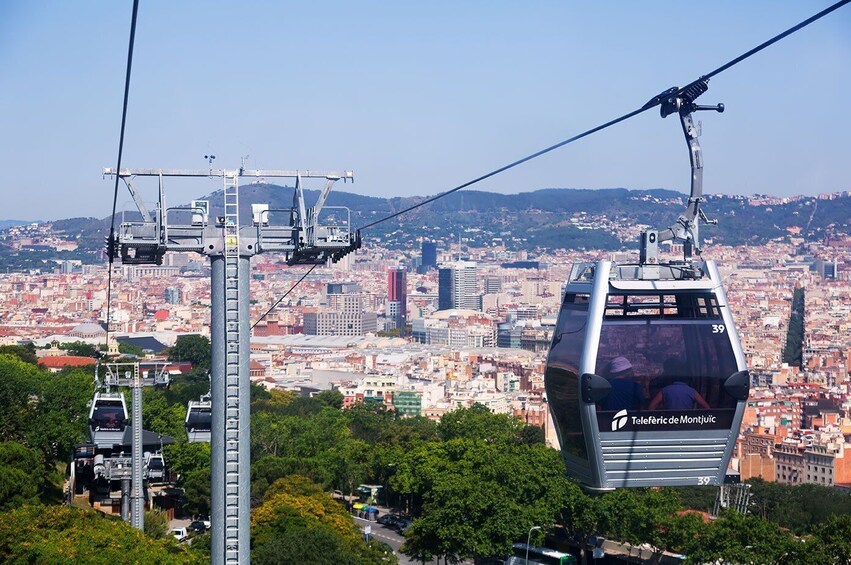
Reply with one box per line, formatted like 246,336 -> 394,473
103,165 -> 358,564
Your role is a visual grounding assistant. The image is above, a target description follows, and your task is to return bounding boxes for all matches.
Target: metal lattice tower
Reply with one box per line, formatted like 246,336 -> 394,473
97,362 -> 171,531
103,166 -> 359,564
130,363 -> 144,530
222,174 -> 246,563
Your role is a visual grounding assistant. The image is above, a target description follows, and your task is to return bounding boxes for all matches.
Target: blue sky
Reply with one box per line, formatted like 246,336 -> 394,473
1,1 -> 849,220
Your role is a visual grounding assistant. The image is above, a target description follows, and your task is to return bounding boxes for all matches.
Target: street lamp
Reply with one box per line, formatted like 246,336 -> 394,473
526,525 -> 542,564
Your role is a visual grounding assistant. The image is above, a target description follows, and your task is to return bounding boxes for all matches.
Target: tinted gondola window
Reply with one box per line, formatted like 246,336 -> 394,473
91,401 -> 126,431
188,409 -> 212,430
594,318 -> 738,428
545,293 -> 589,459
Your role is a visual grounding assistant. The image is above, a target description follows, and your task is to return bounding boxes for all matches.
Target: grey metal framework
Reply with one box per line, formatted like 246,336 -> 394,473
98,361 -> 170,529
103,166 -> 359,564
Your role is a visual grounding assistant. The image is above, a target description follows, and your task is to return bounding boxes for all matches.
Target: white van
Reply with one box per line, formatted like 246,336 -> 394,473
171,527 -> 188,542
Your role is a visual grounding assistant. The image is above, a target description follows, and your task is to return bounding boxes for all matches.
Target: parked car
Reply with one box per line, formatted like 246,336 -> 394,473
377,514 -> 400,528
188,520 -> 207,534
171,527 -> 188,542
393,516 -> 413,535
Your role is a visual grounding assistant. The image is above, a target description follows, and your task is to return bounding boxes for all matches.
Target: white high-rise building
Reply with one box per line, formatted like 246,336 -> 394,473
438,261 -> 480,311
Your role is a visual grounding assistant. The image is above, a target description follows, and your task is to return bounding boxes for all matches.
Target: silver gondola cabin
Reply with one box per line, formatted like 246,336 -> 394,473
545,81 -> 750,490
89,391 -> 129,449
185,398 -> 212,443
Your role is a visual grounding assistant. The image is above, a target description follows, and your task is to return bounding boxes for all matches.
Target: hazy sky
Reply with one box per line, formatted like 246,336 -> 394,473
1,1 -> 849,221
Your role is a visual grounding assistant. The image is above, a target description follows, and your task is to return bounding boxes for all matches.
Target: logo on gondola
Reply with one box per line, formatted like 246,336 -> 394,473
611,409 -> 629,431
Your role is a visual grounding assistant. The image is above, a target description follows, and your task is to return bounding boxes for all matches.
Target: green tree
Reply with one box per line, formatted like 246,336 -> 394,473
143,389 -> 188,440
809,514 -> 851,564
118,342 -> 146,356
166,442 -> 211,480
0,442 -> 47,510
30,368 -> 92,461
557,480 -> 605,562
315,389 -> 344,409
657,511 -> 707,556
670,485 -> 717,513
252,475 -> 393,564
0,354 -> 43,442
253,527 -> 355,565
681,510 -> 794,565
782,287 -> 805,367
398,439 -> 567,562
0,505 -> 200,563
145,509 -> 171,539
319,437 -> 373,496
168,335 -> 212,370
600,488 -> 681,552
746,478 -> 851,534
253,388 -> 297,415
0,344 -> 37,365
438,403 -> 533,445
183,468 -> 212,517
60,340 -> 99,358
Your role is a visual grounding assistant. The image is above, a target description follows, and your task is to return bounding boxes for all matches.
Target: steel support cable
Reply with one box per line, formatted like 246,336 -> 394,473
358,106 -> 651,230
358,0 -> 851,232
251,264 -> 317,328
104,0 -> 140,351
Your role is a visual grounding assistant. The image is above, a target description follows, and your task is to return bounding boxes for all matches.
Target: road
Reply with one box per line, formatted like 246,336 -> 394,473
353,515 -> 422,564
353,515 -> 476,565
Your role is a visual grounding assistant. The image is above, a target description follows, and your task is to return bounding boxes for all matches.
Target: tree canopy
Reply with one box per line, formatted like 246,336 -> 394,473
252,475 -> 394,564
0,505 -> 200,563
167,334 -> 212,370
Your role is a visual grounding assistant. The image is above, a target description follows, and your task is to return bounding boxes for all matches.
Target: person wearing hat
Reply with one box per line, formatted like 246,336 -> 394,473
600,356 -> 645,412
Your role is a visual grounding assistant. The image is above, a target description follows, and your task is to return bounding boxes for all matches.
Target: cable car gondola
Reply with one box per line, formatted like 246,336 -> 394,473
145,451 -> 165,481
544,84 -> 749,491
185,398 -> 211,443
89,392 -> 129,449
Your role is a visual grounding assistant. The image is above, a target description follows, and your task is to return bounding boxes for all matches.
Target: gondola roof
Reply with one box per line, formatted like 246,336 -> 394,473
84,429 -> 175,450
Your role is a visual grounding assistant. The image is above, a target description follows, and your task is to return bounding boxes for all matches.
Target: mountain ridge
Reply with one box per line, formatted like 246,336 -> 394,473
2,187 -> 849,268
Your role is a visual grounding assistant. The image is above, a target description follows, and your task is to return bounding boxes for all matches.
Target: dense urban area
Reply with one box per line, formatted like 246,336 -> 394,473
1,190 -> 851,564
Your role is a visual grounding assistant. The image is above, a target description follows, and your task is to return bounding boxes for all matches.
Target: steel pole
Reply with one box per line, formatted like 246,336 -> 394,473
238,255 -> 252,564
131,381 -> 144,530
211,256 -> 226,564
121,478 -> 130,522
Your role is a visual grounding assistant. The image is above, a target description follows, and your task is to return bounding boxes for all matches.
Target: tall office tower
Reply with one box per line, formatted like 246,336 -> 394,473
164,286 -> 182,304
421,241 -> 437,272
438,267 -> 454,310
387,267 -> 407,332
484,275 -> 502,294
437,261 -> 480,311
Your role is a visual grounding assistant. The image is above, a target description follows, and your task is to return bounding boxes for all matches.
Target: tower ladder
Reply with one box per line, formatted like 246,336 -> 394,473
223,174 -> 241,563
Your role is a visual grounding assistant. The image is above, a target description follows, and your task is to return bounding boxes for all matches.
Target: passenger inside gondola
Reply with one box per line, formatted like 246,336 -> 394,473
594,317 -> 738,416
93,404 -> 125,430
648,358 -> 711,410
599,356 -> 645,412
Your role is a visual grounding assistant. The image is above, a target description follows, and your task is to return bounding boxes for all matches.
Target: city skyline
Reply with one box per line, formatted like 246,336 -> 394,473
1,1 -> 849,220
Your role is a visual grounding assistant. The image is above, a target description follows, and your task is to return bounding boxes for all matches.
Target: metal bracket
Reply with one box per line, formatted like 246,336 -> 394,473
640,81 -> 724,267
